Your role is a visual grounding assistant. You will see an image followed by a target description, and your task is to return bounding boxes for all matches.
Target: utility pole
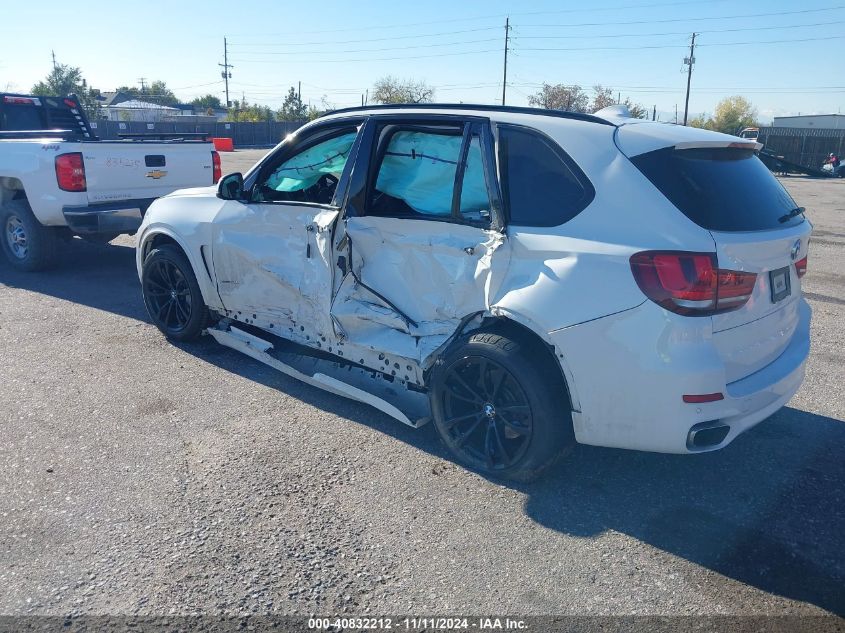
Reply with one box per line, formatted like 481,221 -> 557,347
365,89 -> 368,106
298,81 -> 301,102
138,77 -> 147,93
675,103 -> 678,124
219,37 -> 234,108
652,105 -> 656,121
682,32 -> 697,126
501,17 -> 511,106
51,50 -> 57,72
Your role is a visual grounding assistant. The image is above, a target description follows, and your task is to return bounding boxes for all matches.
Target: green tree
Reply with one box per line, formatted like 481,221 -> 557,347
688,96 -> 758,134
277,87 -> 307,121
373,76 -> 434,104
116,80 -> 178,106
622,98 -> 648,120
191,94 -> 223,110
31,63 -> 101,119
527,83 -> 589,112
225,98 -> 274,122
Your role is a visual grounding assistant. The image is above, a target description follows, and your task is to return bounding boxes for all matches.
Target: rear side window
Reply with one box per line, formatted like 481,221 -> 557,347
0,105 -> 44,131
631,147 -> 803,232
498,125 -> 594,227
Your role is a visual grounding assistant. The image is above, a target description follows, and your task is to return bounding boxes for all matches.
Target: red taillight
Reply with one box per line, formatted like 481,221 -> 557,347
63,98 -> 77,108
795,256 -> 808,279
55,152 -> 86,192
630,251 -> 757,316
683,393 -> 724,403
211,151 -> 221,184
3,96 -> 40,105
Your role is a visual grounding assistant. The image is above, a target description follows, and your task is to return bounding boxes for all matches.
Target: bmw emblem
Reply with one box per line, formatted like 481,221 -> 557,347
790,239 -> 801,261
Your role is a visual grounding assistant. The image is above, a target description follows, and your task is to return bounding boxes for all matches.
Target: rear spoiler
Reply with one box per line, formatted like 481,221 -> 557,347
674,140 -> 764,152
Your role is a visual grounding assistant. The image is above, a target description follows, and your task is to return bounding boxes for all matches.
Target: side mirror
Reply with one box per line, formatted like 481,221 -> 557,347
217,172 -> 245,201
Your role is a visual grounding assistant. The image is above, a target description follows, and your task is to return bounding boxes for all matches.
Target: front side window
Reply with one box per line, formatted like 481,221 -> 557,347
498,125 -> 594,227
368,124 -> 491,223
255,129 -> 358,205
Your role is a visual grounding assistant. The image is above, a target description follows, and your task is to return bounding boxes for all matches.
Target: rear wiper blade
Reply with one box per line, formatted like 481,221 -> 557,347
778,206 -> 805,223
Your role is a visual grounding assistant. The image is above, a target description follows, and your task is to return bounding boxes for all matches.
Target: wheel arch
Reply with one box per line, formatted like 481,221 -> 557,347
0,177 -> 27,206
426,308 -> 581,415
138,228 -> 219,309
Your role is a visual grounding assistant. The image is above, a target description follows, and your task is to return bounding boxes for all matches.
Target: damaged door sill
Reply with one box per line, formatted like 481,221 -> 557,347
206,325 -> 431,428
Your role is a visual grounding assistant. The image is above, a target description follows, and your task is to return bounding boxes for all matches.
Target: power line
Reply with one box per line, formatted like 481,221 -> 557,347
230,37 -> 501,56
511,20 -> 845,40
229,48 -> 501,64
517,6 -> 845,28
223,0 -> 724,36
517,34 -> 844,52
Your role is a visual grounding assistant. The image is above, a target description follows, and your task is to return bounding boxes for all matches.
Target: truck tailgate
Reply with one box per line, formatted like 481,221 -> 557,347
82,142 -> 214,203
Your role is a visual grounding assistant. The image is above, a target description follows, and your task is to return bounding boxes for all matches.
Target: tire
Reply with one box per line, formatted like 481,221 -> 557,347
141,244 -> 209,341
429,330 -> 575,482
0,199 -> 58,271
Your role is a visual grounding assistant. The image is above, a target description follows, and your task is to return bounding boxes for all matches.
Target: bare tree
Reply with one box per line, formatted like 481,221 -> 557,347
527,83 -> 589,112
373,76 -> 435,104
622,98 -> 648,119
590,85 -> 615,112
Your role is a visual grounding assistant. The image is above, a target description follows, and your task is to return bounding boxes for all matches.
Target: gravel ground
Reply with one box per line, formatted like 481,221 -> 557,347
0,150 -> 843,620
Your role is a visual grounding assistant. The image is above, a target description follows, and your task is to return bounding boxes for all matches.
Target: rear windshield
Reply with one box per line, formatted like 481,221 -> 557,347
631,147 -> 804,232
0,105 -> 45,131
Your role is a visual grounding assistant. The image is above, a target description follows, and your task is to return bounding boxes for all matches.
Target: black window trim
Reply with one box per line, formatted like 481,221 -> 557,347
344,113 -> 504,231
245,117 -> 365,210
494,122 -> 596,228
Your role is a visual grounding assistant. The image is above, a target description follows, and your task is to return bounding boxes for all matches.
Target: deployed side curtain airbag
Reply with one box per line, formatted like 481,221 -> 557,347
375,131 -> 489,216
266,132 -> 357,192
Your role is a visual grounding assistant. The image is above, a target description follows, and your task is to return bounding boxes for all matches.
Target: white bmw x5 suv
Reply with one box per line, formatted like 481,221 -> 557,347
136,104 -> 811,481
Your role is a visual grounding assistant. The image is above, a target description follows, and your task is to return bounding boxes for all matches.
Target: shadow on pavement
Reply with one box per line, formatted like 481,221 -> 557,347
2,241 -> 844,616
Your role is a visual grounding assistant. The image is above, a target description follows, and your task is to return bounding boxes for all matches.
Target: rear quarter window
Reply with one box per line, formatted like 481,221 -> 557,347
498,125 -> 594,227
631,147 -> 803,232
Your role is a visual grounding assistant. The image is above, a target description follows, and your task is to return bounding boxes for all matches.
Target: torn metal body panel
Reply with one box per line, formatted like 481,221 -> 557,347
331,215 -> 509,372
207,324 -> 429,428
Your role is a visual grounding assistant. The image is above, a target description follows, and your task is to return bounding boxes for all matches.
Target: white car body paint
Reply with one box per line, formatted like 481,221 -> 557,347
0,139 -> 215,226
137,105 -> 811,453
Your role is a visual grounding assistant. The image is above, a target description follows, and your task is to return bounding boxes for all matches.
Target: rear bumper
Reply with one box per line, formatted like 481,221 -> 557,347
62,198 -> 155,234
549,298 -> 811,454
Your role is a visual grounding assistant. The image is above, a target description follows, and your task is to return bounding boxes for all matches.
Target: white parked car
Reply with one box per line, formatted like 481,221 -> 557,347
136,104 -> 811,481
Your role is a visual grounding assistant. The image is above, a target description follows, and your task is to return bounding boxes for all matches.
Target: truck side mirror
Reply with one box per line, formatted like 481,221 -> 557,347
217,172 -> 244,201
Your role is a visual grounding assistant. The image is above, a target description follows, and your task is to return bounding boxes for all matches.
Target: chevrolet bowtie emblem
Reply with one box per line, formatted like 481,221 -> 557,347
146,170 -> 167,179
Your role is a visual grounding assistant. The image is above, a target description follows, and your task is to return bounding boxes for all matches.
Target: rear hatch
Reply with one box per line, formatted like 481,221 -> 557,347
82,142 -> 216,203
629,138 -> 811,383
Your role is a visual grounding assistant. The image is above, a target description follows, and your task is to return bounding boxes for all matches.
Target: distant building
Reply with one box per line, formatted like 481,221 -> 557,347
772,114 -> 845,129
104,99 -> 181,122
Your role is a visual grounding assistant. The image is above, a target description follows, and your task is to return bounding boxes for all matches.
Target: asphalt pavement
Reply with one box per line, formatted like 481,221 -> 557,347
0,150 -> 843,622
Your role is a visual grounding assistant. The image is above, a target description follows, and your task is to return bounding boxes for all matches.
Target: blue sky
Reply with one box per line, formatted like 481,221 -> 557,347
2,0 -> 843,122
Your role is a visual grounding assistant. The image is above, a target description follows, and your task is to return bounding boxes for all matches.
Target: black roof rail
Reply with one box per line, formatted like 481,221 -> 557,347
325,102 -> 616,126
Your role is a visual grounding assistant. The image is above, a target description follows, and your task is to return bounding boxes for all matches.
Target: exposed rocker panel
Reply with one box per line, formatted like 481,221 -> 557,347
207,326 -> 428,428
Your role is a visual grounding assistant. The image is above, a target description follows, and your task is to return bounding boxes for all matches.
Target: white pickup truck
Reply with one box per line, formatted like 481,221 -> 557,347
0,93 -> 221,270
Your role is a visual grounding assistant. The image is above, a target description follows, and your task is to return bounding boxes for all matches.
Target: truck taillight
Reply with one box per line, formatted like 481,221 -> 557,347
630,251 -> 757,316
212,151 -> 221,184
55,152 -> 87,192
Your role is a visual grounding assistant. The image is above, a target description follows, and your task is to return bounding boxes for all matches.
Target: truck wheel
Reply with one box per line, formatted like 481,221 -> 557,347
0,200 -> 58,271
141,244 -> 209,341
429,331 -> 574,482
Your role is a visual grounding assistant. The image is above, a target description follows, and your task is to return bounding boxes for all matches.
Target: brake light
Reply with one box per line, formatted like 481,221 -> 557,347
63,98 -> 77,108
3,96 -> 40,106
55,152 -> 87,192
211,151 -> 221,184
795,256 -> 808,279
630,251 -> 757,316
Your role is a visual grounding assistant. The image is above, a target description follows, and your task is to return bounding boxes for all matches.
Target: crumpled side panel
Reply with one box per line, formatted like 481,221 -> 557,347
332,216 -> 507,364
298,208 -> 340,339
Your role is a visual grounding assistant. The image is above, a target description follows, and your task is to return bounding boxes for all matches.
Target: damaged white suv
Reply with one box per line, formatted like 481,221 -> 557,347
136,104 -> 811,481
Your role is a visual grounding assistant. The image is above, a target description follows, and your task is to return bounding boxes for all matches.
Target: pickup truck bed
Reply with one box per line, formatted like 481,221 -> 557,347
0,93 -> 221,271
